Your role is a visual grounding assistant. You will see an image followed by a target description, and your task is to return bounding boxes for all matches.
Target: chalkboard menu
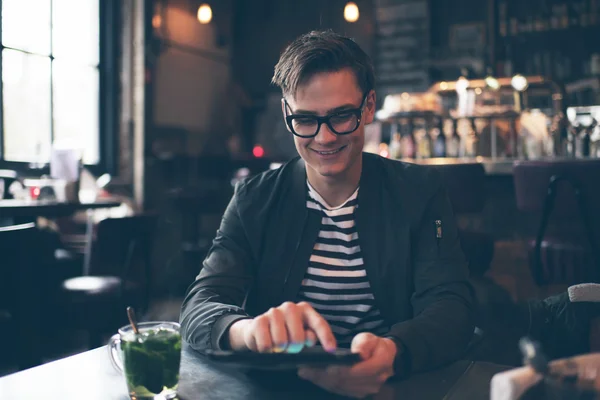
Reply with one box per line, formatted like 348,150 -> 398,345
374,0 -> 431,98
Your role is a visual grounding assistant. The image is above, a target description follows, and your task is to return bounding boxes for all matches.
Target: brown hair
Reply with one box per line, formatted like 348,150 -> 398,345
271,30 -> 375,99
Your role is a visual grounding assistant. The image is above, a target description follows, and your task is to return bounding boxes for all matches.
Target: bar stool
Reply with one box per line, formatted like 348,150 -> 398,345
513,159 -> 600,286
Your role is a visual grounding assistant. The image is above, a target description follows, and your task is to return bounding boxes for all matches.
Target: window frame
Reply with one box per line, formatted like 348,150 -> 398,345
0,0 -> 119,176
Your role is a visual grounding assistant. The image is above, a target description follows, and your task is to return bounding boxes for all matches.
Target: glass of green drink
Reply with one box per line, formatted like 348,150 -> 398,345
108,321 -> 182,399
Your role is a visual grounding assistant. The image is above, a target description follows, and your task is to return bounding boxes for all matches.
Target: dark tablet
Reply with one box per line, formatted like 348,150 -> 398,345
206,347 -> 361,370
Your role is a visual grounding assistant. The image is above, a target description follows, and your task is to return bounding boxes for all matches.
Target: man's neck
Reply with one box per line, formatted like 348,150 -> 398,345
306,159 -> 362,208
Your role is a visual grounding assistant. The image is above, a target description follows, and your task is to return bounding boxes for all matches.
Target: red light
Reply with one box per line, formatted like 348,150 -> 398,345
253,145 -> 265,158
379,149 -> 389,158
30,187 -> 41,199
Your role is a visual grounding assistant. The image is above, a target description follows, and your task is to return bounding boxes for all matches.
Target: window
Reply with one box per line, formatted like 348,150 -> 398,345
0,0 -> 103,166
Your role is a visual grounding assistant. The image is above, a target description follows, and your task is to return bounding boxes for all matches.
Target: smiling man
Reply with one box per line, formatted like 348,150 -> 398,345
180,30 -> 474,398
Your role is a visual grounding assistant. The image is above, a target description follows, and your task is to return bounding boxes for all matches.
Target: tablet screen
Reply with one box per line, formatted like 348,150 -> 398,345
206,347 -> 361,370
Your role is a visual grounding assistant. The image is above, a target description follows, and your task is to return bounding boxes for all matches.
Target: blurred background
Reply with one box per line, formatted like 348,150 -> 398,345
1,0 -> 600,376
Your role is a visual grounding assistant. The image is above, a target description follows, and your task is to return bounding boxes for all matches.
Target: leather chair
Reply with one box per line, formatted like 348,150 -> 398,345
55,214 -> 158,348
0,223 -> 51,370
513,159 -> 600,286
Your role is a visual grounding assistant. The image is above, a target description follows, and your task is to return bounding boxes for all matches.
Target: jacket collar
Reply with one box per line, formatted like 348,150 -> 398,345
289,152 -> 383,206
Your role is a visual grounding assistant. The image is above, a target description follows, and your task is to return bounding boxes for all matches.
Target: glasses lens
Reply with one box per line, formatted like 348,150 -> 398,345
329,112 -> 359,134
291,116 -> 319,137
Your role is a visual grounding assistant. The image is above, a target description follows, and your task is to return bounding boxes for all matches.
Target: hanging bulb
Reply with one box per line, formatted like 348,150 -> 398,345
511,74 -> 529,92
197,3 -> 212,24
152,14 -> 162,29
344,2 -> 359,23
484,67 -> 500,90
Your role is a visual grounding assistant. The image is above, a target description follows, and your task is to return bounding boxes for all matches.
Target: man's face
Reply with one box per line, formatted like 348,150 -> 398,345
282,69 -> 375,181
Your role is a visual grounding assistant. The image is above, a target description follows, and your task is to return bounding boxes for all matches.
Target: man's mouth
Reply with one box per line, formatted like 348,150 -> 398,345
312,145 -> 347,156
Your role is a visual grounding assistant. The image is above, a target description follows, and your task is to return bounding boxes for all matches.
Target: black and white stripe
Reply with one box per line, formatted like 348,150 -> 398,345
298,182 -> 388,346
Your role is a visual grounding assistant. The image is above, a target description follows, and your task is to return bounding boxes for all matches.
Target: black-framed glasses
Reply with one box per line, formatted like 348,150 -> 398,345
284,93 -> 368,138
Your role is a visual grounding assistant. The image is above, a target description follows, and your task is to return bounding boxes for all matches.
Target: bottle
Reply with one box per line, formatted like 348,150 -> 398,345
542,118 -> 554,157
506,119 -> 518,157
499,0 -> 508,36
567,123 -> 578,157
557,113 -> 570,156
468,119 -> 480,157
590,120 -> 600,157
433,128 -> 447,157
526,2 -> 535,32
400,130 -> 415,159
519,1 -> 529,33
581,0 -> 590,26
579,125 -> 592,157
551,0 -> 560,29
562,3 -> 571,28
534,0 -> 544,31
591,53 -> 600,75
447,120 -> 461,157
458,119 -> 475,157
540,0 -> 551,30
416,129 -> 432,159
509,0 -> 519,35
389,131 -> 402,159
550,114 -> 561,155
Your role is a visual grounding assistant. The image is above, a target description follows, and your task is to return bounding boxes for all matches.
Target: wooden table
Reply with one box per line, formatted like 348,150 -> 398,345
0,343 -> 510,399
0,198 -> 122,218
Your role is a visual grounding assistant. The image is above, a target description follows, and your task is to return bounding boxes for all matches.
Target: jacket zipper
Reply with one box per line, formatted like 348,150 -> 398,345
435,219 -> 442,255
282,212 -> 309,290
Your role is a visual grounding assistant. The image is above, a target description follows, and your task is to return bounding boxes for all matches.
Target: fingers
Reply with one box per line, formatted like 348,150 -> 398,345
267,307 -> 289,353
298,335 -> 394,398
251,315 -> 273,353
351,332 -> 378,361
280,302 -> 306,349
349,337 -> 396,380
298,302 -> 337,351
247,302 -> 334,353
305,329 -> 317,347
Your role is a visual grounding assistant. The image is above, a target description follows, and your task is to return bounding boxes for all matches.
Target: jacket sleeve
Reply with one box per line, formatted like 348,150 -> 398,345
179,183 -> 254,352
387,172 -> 475,374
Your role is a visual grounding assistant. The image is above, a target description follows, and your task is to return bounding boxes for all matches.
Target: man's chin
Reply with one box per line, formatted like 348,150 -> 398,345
316,164 -> 347,178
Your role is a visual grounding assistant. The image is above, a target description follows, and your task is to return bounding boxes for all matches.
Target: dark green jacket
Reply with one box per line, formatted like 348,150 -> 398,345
180,152 -> 475,375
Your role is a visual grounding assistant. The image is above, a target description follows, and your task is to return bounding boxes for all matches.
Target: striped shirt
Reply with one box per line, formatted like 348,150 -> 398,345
297,182 -> 388,347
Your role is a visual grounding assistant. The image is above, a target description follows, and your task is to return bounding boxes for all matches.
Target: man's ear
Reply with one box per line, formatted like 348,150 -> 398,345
281,98 -> 291,133
364,90 -> 376,125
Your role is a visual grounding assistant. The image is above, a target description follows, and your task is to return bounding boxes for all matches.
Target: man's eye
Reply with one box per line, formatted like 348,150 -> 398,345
330,112 -> 354,124
294,117 -> 316,126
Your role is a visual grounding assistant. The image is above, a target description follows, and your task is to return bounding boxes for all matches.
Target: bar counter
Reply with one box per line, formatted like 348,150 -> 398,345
400,156 -> 600,175
401,157 -> 514,175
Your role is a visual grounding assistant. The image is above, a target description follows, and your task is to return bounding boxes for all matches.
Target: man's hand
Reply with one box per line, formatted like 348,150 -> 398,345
227,301 -> 337,353
297,332 -> 398,399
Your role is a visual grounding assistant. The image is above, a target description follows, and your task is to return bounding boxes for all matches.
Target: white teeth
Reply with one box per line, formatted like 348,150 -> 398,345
316,147 -> 343,155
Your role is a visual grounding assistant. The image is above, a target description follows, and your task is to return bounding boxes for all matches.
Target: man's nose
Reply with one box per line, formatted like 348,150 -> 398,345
314,123 -> 337,144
